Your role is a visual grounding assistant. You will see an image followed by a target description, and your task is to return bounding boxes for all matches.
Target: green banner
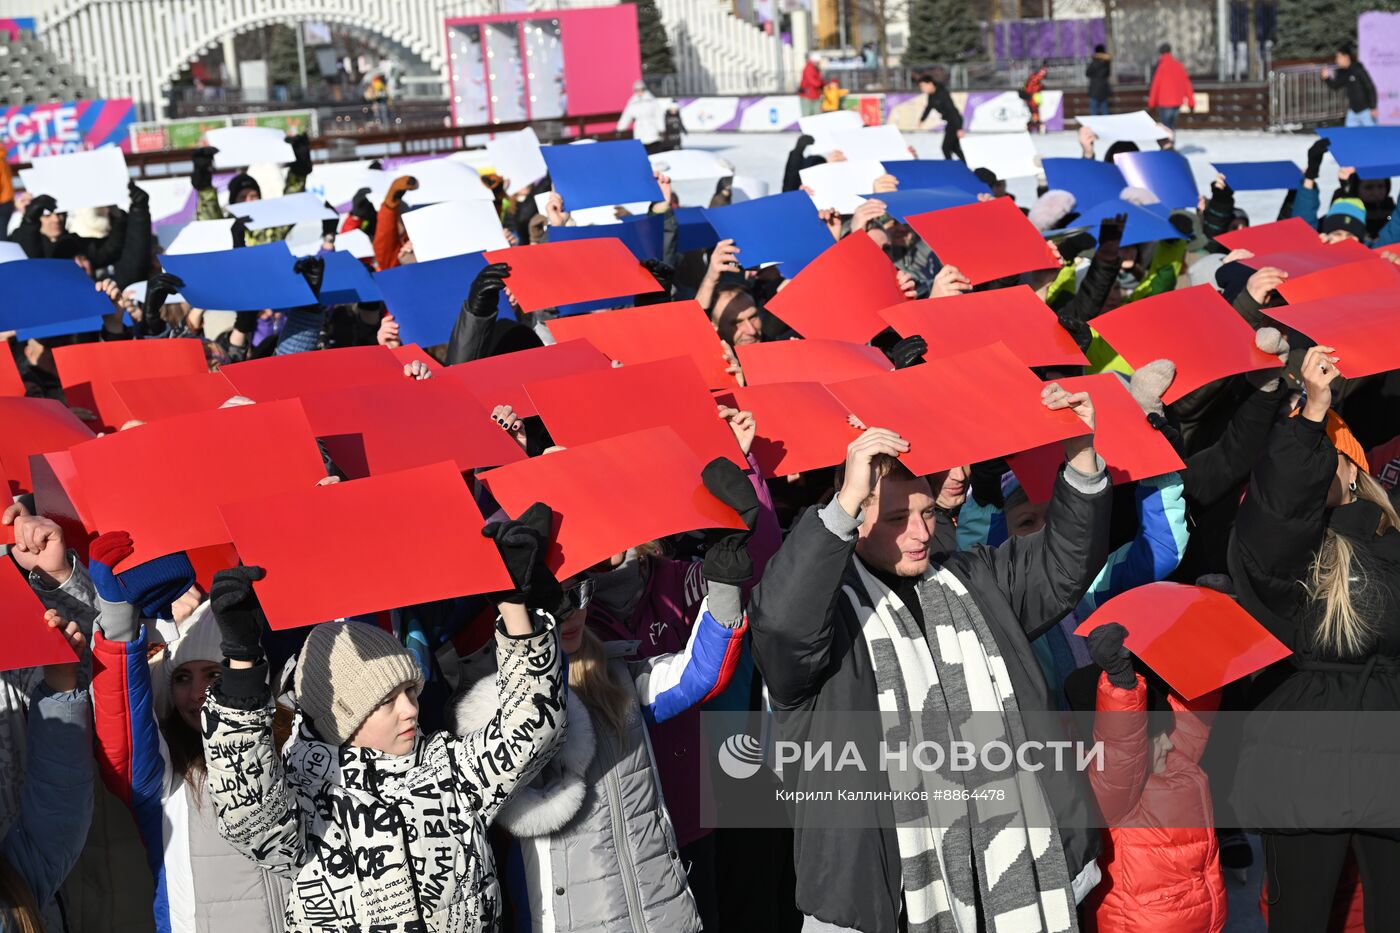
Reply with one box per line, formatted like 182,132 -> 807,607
128,109 -> 318,153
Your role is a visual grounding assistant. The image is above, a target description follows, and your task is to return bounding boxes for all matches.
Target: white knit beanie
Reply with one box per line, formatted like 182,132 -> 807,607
294,620 -> 424,746
1027,189 -> 1076,232
168,602 -> 223,680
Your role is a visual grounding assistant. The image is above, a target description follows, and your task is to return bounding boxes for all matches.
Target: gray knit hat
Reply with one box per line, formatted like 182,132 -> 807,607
294,620 -> 424,746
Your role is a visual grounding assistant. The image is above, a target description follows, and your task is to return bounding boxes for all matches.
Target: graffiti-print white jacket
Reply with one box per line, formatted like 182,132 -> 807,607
200,618 -> 567,933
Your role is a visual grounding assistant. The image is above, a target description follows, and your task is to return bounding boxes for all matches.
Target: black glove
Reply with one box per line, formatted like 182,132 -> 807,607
230,216 -> 248,249
1097,212 -> 1128,252
641,258 -> 674,293
233,310 -> 259,335
23,194 -> 57,226
701,457 -> 762,585
293,255 -> 325,299
481,501 -> 566,614
969,457 -> 1009,509
144,272 -> 184,336
191,146 -> 218,191
1055,312 -> 1093,353
1305,138 -> 1330,181
209,566 -> 268,662
1146,411 -> 1185,457
321,201 -> 339,239
287,133 -> 312,177
127,181 -> 150,213
1086,622 -> 1136,689
465,262 -> 510,318
887,334 -> 927,369
794,134 -> 816,154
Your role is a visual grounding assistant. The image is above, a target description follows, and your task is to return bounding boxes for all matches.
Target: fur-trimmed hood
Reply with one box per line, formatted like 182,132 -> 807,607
449,669 -> 596,837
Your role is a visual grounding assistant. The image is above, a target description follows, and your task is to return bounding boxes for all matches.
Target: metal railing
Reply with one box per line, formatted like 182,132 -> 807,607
1269,63 -> 1346,129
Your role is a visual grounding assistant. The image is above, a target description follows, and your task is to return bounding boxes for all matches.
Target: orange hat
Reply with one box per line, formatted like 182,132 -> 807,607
1291,407 -> 1370,469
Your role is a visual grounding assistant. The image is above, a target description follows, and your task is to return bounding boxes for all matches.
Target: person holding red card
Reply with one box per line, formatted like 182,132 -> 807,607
198,504 -> 569,933
1230,346 -> 1400,932
747,382 -> 1111,933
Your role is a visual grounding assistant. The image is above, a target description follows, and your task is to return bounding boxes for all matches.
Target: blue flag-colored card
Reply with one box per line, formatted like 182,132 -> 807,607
864,187 -> 978,222
1212,161 -> 1304,191
880,160 -> 990,195
1112,150 -> 1200,209
16,317 -> 104,341
0,259 -> 115,333
1066,199 -> 1184,246
1041,158 -> 1127,211
1316,127 -> 1400,178
374,252 -> 514,349
704,191 -> 835,277
548,213 -> 665,262
161,242 -> 317,312
319,251 -> 382,306
542,140 -> 665,211
676,206 -> 719,253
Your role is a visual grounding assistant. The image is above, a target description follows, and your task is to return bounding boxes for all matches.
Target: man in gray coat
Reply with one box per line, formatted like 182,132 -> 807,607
748,382 -> 1112,933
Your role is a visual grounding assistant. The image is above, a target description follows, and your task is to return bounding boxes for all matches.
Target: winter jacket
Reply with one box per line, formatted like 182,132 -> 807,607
1328,61 -> 1377,114
918,86 -> 962,132
1147,54 -> 1194,110
1081,674 -> 1225,933
1086,55 -> 1112,102
799,63 -> 823,101
585,454 -> 779,849
748,465 -> 1112,933
452,599 -> 747,932
91,606 -> 290,933
617,93 -> 664,147
374,200 -> 409,271
201,614 -> 567,933
0,684 -> 93,933
1283,183 -> 1400,248
195,172 -> 307,247
1229,413 -> 1400,833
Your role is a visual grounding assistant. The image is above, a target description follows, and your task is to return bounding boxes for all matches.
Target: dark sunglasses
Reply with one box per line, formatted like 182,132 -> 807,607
566,578 -> 594,612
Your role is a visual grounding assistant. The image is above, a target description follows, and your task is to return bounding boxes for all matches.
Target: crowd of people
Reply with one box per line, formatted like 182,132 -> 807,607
0,67 -> 1398,933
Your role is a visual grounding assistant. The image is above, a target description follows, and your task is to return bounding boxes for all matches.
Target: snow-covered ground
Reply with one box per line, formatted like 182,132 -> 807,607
677,129 -> 1339,226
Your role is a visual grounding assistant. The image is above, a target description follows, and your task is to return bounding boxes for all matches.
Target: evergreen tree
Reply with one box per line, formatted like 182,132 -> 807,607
625,0 -> 676,76
1274,0 -> 1400,60
903,0 -> 982,66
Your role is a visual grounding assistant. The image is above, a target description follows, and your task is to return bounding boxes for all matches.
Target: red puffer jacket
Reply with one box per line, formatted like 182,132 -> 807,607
1081,673 -> 1225,933
1147,54 -> 1195,110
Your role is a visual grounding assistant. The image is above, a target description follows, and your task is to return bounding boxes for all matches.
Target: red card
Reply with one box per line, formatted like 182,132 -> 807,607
526,355 -> 743,467
0,464 -> 11,545
737,339 -> 892,387
390,344 -> 443,372
30,451 -> 94,561
879,285 -> 1089,369
220,461 -> 510,630
716,382 -> 858,477
479,427 -> 745,578
0,348 -> 24,398
110,371 -> 239,424
1214,217 -> 1324,255
484,239 -> 663,312
54,339 -> 208,432
221,345 -> 406,401
0,558 -> 75,673
1089,285 -> 1280,404
765,232 -> 909,342
187,543 -> 241,593
1275,257 -> 1400,305
826,342 -> 1090,476
1243,238 -> 1377,278
1006,373 -> 1186,503
906,197 -> 1060,285
444,339 -> 613,417
1265,288 -> 1400,379
545,300 -> 735,390
67,399 -> 326,570
1075,582 -> 1291,700
297,377 -> 527,479
0,397 -> 96,494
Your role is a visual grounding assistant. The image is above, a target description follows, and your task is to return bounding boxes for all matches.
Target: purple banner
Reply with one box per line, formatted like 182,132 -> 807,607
983,18 -> 1105,62
1360,12 -> 1400,126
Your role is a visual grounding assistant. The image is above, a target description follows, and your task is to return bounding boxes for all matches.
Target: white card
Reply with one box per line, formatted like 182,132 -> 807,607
227,192 -> 337,231
731,175 -> 770,203
1077,111 -> 1170,142
401,158 -> 492,205
284,221 -> 326,257
649,149 -> 732,181
799,159 -> 885,213
302,159 -> 378,208
207,126 -> 296,168
402,200 -> 509,262
486,128 -> 548,193
831,125 -> 913,163
0,241 -> 25,264
959,132 -> 1040,180
137,176 -> 195,225
799,110 -> 866,153
164,219 -> 236,255
335,228 -> 375,259
19,146 -> 130,212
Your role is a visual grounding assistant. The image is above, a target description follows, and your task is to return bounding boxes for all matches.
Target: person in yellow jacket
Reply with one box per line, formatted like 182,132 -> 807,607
820,77 -> 848,113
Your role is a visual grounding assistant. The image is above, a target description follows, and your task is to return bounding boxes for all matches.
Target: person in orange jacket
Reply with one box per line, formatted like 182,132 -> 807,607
0,143 -> 14,237
1068,622 -> 1227,933
1147,43 -> 1195,130
373,174 -> 417,270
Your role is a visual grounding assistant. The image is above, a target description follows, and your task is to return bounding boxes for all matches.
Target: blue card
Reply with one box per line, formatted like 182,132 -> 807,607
1112,150 -> 1200,209
865,187 -> 978,223
1316,127 -> 1400,177
319,251 -> 382,306
1041,158 -> 1127,211
556,295 -> 636,317
1212,161 -> 1304,191
880,160 -> 990,195
704,191 -> 835,277
1066,199 -> 1185,247
161,242 -> 317,312
0,259 -> 115,332
374,253 -> 514,349
16,317 -> 104,341
676,206 -> 719,253
542,140 -> 665,211
548,213 -> 665,262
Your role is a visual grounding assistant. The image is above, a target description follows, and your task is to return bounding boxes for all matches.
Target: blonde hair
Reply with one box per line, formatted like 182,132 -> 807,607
0,853 -> 43,933
568,628 -> 632,740
1307,469 -> 1400,656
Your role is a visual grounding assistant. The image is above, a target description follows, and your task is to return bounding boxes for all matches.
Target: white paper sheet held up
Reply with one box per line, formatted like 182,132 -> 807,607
831,125 -> 913,163
227,192 -> 338,230
1077,111 -> 1171,142
335,228 -> 375,259
486,128 -> 548,192
208,126 -> 296,168
649,148 -> 732,181
799,110 -> 866,153
731,175 -> 770,202
165,219 -> 236,255
19,146 -> 130,211
799,159 -> 885,213
402,200 -> 509,262
138,176 -> 195,224
0,242 -> 25,264
959,132 -> 1040,179
400,158 -> 492,205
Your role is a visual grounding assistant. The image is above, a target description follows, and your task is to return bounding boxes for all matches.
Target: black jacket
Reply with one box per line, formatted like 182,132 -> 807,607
1328,61 -> 1378,113
748,469 -> 1111,932
919,86 -> 962,132
1086,54 -> 1112,101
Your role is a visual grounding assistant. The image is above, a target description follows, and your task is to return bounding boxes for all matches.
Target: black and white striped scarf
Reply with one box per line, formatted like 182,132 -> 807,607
843,559 -> 1077,933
